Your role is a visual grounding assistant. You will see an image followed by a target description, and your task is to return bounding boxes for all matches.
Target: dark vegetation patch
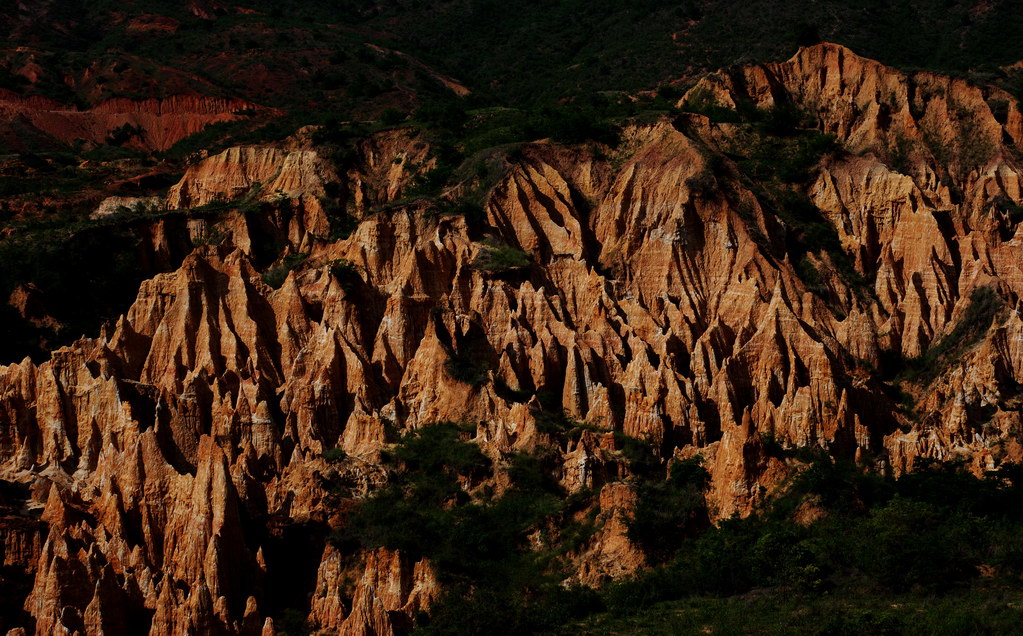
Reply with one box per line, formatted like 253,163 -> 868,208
627,458 -> 710,562
470,240 -> 530,273
327,259 -> 361,292
442,346 -> 492,388
598,456 -> 1023,629
329,416 -> 1023,634
573,584 -> 1023,635
0,187 -> 321,363
261,252 -> 309,289
0,208 -> 194,362
329,421 -> 609,634
989,194 -> 1023,226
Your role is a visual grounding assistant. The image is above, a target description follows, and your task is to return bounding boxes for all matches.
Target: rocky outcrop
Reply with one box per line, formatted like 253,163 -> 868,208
91,196 -> 163,219
573,482 -> 646,585
309,546 -> 438,635
688,42 -> 1022,163
167,146 -> 333,209
2,43 -> 1023,632
682,43 -> 1023,477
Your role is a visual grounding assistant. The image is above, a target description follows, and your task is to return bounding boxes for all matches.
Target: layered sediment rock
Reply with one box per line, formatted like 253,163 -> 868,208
0,93 -> 268,152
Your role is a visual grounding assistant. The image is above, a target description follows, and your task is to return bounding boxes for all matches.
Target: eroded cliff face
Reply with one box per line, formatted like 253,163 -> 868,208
2,43 -> 1023,633
0,92 -> 269,152
687,43 -> 1023,473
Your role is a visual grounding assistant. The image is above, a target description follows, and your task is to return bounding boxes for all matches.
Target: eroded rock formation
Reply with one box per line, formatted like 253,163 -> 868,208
0,92 -> 270,152
2,43 -> 1023,633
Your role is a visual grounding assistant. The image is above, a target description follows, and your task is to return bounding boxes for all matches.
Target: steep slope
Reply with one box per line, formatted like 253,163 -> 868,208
687,43 -> 1023,472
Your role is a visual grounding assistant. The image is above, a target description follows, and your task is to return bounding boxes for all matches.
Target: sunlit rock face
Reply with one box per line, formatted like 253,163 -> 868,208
3,43 -> 1023,633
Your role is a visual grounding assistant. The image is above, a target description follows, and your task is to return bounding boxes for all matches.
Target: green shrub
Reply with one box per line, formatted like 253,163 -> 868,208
391,422 -> 489,478
534,407 -> 579,436
628,457 -> 710,561
530,407 -> 605,449
742,129 -> 839,184
415,98 -> 469,131
434,196 -> 486,222
889,132 -> 914,174
334,423 -> 488,552
759,102 -> 810,137
327,258 -> 361,291
273,608 -> 311,636
262,253 -> 308,289
989,194 -> 1023,224
328,210 -> 359,240
506,451 -> 563,496
855,497 -> 976,592
955,108 -> 997,170
657,84 -> 683,100
379,107 -> 407,125
775,454 -> 890,517
104,123 -> 144,146
405,143 -> 465,198
612,432 -> 662,477
421,582 -> 602,635
471,240 -> 530,272
519,103 -> 621,146
443,346 -> 492,386
760,187 -> 869,298
318,188 -> 359,241
321,448 -> 347,463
